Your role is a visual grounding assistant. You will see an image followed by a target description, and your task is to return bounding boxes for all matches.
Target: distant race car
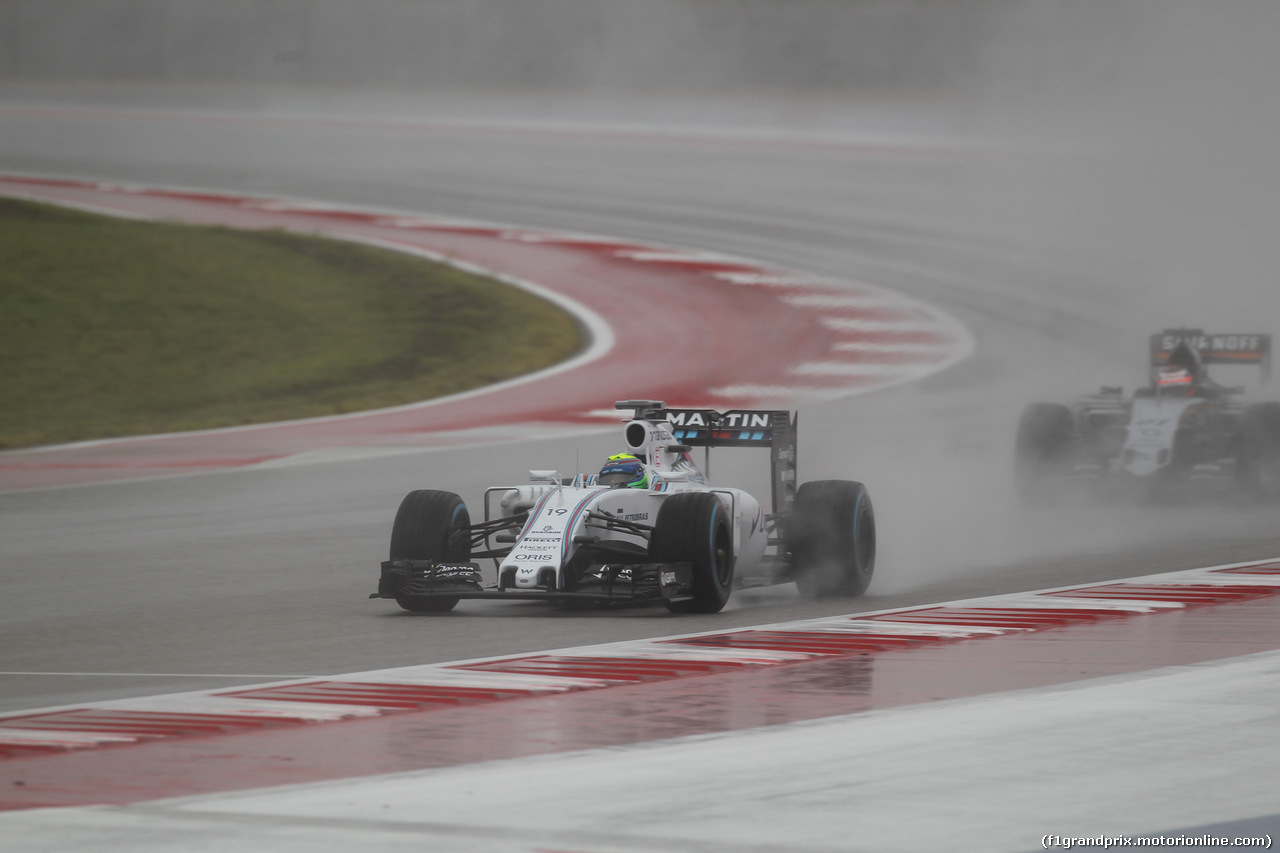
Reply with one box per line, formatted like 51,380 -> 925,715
371,400 -> 876,613
1016,328 -> 1280,501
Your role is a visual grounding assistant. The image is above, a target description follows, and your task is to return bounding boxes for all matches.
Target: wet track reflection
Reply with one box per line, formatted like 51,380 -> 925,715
5,573 -> 1279,810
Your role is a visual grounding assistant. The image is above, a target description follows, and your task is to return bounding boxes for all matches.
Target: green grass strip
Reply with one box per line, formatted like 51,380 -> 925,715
0,197 -> 583,449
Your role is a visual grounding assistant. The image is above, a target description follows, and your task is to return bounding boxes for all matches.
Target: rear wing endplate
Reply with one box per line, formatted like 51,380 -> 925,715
1149,328 -> 1271,382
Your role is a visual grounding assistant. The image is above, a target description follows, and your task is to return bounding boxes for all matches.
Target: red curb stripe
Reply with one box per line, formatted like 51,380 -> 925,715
220,681 -> 543,710
624,258 -> 761,274
0,710 -> 290,738
666,630 -> 935,655
0,744 -> 77,760
1043,583 -> 1280,604
816,307 -> 922,323
1214,562 -> 1280,575
832,328 -> 952,345
860,606 -> 1134,629
817,350 -> 953,367
453,655 -> 752,682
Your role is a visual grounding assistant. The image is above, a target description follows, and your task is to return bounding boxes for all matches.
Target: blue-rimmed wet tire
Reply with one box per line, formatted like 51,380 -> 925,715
788,480 -> 875,597
650,492 -> 734,613
389,489 -> 470,613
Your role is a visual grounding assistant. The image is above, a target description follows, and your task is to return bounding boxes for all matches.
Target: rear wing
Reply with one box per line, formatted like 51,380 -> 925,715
1149,328 -> 1271,382
615,401 -> 798,515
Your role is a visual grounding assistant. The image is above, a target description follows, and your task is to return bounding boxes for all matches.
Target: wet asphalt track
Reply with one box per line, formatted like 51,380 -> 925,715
1,87 -> 1279,714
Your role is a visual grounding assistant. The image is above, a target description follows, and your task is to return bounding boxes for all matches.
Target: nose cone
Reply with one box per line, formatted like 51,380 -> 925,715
514,565 -> 542,588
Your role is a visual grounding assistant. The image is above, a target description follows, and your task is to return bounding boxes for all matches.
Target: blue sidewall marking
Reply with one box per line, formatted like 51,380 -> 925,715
439,502 -> 466,562
852,489 -> 864,568
708,503 -> 720,586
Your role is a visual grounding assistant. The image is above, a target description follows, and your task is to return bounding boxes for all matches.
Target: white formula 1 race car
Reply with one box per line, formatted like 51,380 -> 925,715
371,400 -> 876,613
1017,328 -> 1279,501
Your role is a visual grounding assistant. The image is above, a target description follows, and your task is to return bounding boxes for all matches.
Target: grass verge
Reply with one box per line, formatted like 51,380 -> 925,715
0,196 -> 583,449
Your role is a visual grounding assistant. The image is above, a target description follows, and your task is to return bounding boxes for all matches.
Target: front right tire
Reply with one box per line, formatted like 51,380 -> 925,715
388,489 -> 471,613
649,492 -> 734,613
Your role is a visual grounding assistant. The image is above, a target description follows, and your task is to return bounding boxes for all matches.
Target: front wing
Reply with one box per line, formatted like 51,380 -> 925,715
371,559 -> 696,607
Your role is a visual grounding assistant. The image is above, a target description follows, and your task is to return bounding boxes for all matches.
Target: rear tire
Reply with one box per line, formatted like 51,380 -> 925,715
788,480 -> 875,597
1016,403 -> 1075,498
1239,402 -> 1280,499
650,492 -> 734,613
389,489 -> 470,613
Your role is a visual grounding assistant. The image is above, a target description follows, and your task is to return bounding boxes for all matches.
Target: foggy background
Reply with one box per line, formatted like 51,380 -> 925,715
6,0 -> 1272,353
1,0 -> 992,91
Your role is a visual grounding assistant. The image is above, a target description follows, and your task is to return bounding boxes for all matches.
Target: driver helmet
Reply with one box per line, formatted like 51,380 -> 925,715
598,453 -> 649,489
1156,364 -> 1195,394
